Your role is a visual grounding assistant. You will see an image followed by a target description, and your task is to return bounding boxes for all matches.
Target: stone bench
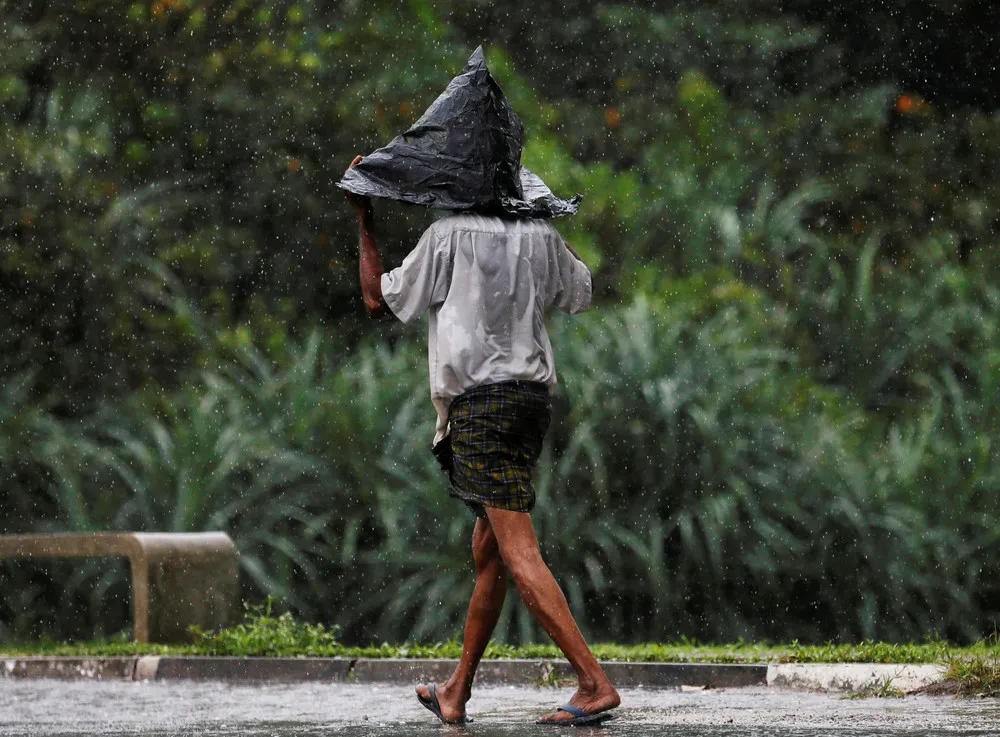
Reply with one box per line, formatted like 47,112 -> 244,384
0,532 -> 240,643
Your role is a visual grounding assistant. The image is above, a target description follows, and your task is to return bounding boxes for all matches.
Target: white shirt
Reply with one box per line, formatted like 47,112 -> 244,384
380,213 -> 592,443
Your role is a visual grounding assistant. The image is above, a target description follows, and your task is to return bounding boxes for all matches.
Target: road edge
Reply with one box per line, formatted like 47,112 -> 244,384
1,656 -> 947,693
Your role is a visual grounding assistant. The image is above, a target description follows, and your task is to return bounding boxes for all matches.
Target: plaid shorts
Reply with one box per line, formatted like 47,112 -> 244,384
431,380 -> 551,518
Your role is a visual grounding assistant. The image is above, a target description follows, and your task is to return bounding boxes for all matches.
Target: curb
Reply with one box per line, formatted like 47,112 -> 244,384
345,658 -> 767,689
767,663 -> 945,693
0,657 -> 944,693
2,656 -> 138,681
153,656 -> 354,682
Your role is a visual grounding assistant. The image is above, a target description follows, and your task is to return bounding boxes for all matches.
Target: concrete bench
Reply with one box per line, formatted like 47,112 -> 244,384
0,532 -> 240,643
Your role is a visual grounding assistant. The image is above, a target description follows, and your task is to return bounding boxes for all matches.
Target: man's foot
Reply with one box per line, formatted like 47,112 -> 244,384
536,680 -> 621,725
415,681 -> 471,724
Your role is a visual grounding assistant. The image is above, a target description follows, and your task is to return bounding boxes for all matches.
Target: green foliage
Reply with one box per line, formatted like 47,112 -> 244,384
840,677 -> 905,700
540,293 -> 997,644
6,621 -> 1000,668
944,654 -> 1000,698
4,294 -> 999,645
192,598 -> 340,657
2,2 -> 1000,649
786,639 -> 959,665
0,0 -> 459,413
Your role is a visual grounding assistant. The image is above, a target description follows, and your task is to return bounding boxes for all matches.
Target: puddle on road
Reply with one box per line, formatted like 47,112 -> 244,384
1,681 -> 997,736
14,726 -> 996,737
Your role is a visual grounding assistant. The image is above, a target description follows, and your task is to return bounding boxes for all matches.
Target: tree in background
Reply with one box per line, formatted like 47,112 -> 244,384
1,1 -> 998,645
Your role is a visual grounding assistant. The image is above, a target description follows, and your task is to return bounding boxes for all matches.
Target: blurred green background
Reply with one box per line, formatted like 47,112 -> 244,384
2,0 -> 999,646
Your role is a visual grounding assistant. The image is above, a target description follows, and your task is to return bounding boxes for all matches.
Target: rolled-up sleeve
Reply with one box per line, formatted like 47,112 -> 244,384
381,225 -> 450,324
551,236 -> 592,315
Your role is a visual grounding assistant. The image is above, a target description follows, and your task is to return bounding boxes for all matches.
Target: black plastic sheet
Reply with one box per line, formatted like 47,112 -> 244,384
338,47 -> 580,219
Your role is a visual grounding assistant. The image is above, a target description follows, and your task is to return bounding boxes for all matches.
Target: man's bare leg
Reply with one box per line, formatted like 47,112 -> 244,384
485,507 -> 620,724
416,517 -> 507,722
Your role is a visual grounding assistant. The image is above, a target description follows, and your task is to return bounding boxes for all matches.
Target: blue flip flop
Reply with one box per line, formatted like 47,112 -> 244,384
536,703 -> 617,726
417,683 -> 473,724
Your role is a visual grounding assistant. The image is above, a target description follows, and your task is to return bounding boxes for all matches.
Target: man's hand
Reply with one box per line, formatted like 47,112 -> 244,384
344,155 -> 373,218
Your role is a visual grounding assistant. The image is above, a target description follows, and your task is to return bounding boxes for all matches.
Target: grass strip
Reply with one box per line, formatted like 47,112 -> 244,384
3,637 -> 999,665
3,603 -> 999,682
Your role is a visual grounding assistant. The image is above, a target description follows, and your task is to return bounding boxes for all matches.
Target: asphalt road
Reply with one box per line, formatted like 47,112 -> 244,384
1,680 -> 998,736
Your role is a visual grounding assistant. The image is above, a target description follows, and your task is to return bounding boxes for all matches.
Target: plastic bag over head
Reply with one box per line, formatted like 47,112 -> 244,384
338,46 -> 581,219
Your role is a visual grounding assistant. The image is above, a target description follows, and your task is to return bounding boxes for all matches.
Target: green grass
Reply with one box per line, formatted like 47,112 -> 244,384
943,655 -> 1000,697
5,640 -> 1000,666
12,608 -> 1000,697
0,598 -> 1000,664
840,676 -> 906,700
13,606 -> 1000,697
3,603 -> 999,667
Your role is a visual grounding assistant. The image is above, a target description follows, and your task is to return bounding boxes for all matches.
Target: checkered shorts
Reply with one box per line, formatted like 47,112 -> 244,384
431,381 -> 551,518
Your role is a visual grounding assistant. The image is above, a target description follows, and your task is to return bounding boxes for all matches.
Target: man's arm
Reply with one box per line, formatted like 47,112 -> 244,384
345,156 -> 389,318
552,233 -> 593,315
564,240 -> 591,284
564,239 -> 594,298
357,203 -> 389,318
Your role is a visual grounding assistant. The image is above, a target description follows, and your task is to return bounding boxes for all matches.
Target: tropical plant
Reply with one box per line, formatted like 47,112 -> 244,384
7,292 -> 998,644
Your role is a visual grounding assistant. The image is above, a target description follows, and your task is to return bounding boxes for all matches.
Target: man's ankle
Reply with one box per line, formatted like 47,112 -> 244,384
444,675 -> 473,700
579,672 -> 613,693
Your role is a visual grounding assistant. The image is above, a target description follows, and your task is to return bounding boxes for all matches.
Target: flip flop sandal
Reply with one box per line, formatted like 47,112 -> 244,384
416,683 -> 473,724
536,703 -> 617,727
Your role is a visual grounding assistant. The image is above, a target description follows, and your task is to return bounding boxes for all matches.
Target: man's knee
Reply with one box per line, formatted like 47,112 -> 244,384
499,545 -> 545,585
483,508 -> 546,581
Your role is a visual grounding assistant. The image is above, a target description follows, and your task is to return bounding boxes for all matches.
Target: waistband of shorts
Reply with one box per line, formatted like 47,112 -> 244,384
453,380 -> 549,403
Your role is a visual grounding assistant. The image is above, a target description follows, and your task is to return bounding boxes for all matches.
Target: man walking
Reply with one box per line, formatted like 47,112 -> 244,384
340,48 -> 620,727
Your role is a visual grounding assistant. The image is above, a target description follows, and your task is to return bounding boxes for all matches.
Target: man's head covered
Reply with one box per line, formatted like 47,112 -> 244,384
338,46 -> 580,219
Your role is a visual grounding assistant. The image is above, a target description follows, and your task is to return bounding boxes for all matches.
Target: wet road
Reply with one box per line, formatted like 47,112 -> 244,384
1,681 -> 998,736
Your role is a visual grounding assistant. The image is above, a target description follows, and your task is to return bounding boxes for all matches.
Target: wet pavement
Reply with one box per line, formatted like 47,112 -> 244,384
0,681 -> 998,736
